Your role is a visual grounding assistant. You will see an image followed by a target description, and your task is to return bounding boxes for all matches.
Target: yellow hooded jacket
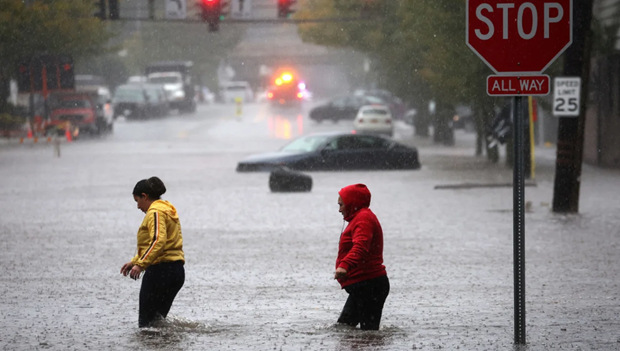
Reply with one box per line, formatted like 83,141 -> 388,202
131,200 -> 184,269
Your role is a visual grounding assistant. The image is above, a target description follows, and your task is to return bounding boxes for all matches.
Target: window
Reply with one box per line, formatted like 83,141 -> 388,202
333,135 -> 388,150
362,108 -> 389,115
148,76 -> 181,84
280,135 -> 331,152
58,99 -> 91,109
331,97 -> 348,108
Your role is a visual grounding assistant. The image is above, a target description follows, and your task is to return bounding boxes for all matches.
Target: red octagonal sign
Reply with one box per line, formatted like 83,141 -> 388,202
467,0 -> 572,75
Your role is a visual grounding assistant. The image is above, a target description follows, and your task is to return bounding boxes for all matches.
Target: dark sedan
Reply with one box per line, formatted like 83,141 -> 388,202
309,95 -> 385,123
236,132 -> 421,172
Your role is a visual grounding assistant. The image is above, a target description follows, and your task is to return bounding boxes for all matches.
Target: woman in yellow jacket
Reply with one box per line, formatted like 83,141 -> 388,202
120,177 -> 185,328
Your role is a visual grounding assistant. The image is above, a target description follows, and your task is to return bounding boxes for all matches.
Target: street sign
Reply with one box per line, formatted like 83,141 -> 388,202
553,77 -> 581,117
467,0 -> 573,75
487,75 -> 550,96
165,0 -> 187,20
16,55 -> 75,94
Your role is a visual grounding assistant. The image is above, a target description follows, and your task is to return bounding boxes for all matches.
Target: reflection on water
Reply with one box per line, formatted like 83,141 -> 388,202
268,115 -> 305,140
129,316 -> 217,350
304,323 -> 405,351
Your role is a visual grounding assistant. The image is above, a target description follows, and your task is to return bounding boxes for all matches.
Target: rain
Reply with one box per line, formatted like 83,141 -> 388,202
1,0 -> 620,350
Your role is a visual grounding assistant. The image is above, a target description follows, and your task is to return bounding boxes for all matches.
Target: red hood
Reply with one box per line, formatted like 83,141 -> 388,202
339,183 -> 371,221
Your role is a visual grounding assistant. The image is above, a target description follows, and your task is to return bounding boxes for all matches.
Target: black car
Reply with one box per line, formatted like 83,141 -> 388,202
236,132 -> 421,172
112,84 -> 155,119
309,95 -> 385,123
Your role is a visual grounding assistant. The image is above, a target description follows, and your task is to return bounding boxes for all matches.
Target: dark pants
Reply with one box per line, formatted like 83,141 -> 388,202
338,275 -> 390,330
139,261 -> 185,328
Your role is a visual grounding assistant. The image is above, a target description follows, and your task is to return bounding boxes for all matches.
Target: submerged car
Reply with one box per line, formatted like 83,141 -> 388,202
236,132 -> 420,172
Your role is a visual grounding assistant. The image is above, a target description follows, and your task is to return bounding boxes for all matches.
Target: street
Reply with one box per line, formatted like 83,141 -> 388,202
1,101 -> 620,351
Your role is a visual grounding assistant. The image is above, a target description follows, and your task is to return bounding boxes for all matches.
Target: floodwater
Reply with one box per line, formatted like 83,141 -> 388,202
1,102 -> 620,350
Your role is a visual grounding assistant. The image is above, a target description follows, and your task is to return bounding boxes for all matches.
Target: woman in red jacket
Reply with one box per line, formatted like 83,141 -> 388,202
334,183 -> 390,330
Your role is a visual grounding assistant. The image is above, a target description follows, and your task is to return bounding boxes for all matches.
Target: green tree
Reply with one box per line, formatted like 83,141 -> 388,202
0,0 -> 113,112
296,0 -> 499,149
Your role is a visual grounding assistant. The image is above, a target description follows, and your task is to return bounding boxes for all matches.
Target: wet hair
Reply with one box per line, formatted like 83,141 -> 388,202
132,177 -> 166,200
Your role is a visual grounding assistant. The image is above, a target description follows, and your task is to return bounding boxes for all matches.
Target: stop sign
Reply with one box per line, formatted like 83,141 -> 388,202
467,0 -> 572,75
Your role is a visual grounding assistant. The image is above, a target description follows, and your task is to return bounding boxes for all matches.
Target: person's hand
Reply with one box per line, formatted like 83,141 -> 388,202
129,265 -> 143,280
120,262 -> 134,276
334,267 -> 347,280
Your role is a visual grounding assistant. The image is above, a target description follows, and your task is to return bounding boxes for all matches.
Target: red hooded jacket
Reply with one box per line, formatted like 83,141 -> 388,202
335,184 -> 387,288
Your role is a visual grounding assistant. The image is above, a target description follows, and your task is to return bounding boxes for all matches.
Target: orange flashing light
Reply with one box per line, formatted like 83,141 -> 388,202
275,78 -> 283,86
282,73 -> 293,82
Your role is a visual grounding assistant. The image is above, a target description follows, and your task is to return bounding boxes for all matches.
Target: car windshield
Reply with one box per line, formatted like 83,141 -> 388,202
114,88 -> 144,102
226,86 -> 248,91
149,77 -> 180,84
57,99 -> 91,109
280,135 -> 331,153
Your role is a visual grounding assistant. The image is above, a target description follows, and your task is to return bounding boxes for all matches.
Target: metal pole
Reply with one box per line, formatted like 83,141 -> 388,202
513,96 -> 526,345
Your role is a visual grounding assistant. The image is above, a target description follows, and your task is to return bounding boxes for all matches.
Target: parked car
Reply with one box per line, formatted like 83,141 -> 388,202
75,86 -> 114,133
48,93 -> 98,136
127,76 -> 148,84
112,84 -> 155,119
220,81 -> 254,103
236,132 -> 420,172
354,89 -> 407,120
309,95 -> 385,123
354,105 -> 394,137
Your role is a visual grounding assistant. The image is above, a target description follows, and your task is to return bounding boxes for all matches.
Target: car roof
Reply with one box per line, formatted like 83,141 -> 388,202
116,84 -> 143,90
148,72 -> 181,77
301,131 -> 389,140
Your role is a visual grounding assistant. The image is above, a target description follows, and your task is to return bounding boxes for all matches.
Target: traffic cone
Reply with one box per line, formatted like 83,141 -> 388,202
65,124 -> 72,142
27,126 -> 33,139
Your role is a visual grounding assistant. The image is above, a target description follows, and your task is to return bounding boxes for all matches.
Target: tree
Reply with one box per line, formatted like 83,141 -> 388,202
0,0 -> 112,112
296,0 -> 499,149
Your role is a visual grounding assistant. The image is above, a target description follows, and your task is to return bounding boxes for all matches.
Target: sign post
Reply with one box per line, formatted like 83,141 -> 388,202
466,0 -> 573,345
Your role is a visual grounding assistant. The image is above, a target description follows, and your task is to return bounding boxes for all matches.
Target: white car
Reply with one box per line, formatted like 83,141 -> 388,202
220,81 -> 253,103
354,105 -> 394,137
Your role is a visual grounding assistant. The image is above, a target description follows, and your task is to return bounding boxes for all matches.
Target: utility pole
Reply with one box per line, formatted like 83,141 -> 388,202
552,0 -> 595,213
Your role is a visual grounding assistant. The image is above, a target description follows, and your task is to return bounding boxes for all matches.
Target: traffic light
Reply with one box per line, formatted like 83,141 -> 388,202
109,0 -> 120,20
277,0 -> 295,18
16,59 -> 31,93
200,0 -> 222,32
94,0 -> 106,20
58,56 -> 75,90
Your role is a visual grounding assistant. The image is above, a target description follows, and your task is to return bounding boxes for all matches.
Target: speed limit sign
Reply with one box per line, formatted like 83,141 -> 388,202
553,77 -> 581,117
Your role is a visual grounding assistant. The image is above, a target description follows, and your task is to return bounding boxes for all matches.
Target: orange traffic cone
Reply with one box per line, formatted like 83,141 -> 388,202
65,124 -> 72,142
27,126 -> 33,139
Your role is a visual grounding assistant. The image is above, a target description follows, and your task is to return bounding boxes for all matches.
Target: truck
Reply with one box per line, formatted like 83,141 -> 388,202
145,61 -> 196,113
47,92 -> 98,138
266,70 -> 304,108
75,75 -> 115,133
